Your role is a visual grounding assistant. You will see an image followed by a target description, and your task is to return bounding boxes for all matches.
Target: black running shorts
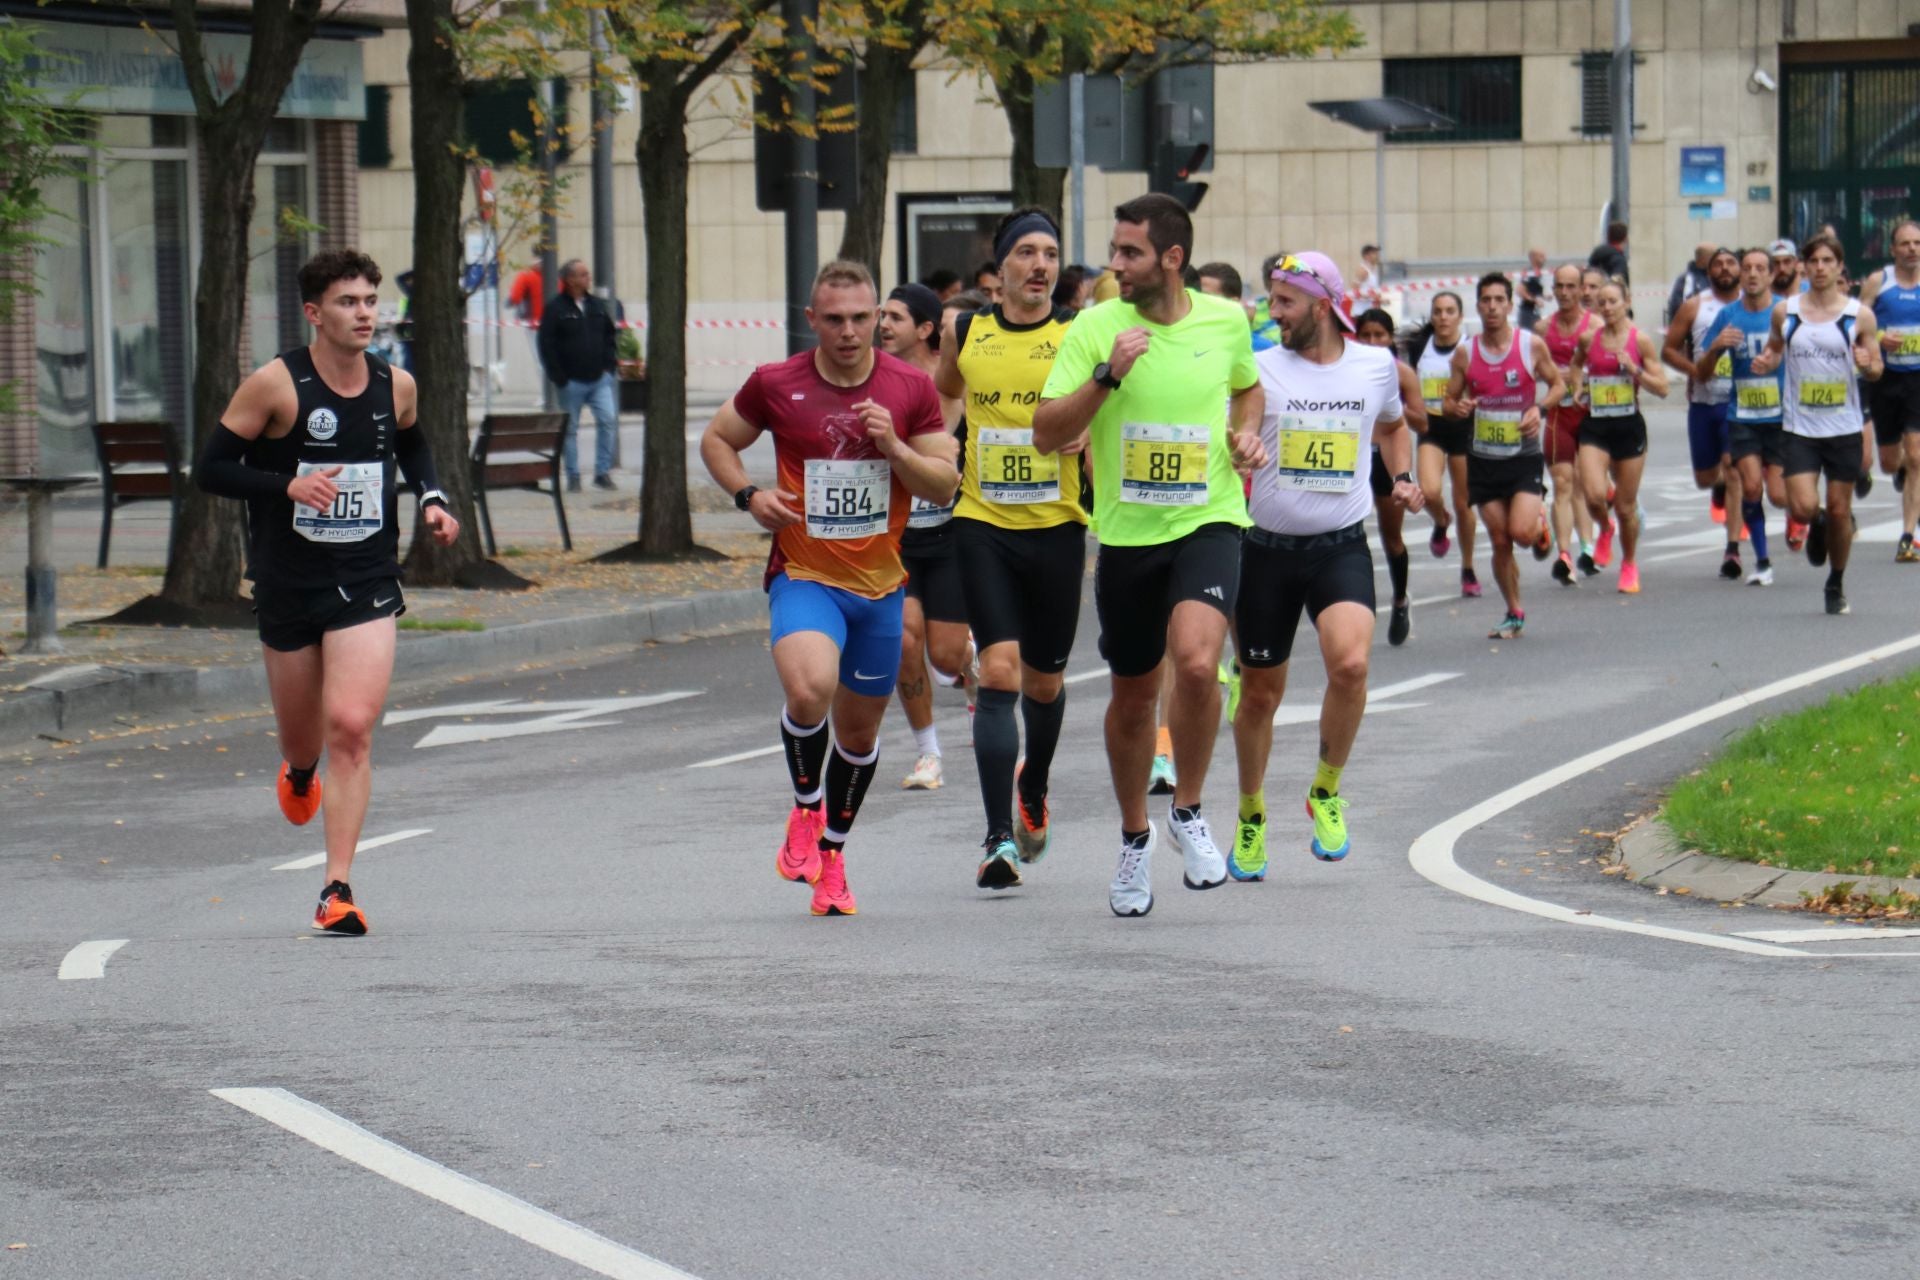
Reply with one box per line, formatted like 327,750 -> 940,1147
1781,431 -> 1864,484
1094,522 -> 1241,679
1577,412 -> 1649,460
253,576 -> 405,653
1466,453 -> 1546,507
952,517 -> 1087,674
1728,421 -> 1787,468
1421,415 -> 1472,458
1235,522 -> 1375,669
1872,370 -> 1920,445
902,527 -> 967,625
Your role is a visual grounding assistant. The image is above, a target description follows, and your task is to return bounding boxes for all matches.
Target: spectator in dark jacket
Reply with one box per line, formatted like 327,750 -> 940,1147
537,258 -> 620,491
1589,220 -> 1630,285
1665,242 -> 1715,323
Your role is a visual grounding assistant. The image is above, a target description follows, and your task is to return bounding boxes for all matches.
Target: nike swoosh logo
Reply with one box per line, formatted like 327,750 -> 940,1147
1194,350 -> 1210,358
373,412 -> 390,420
853,670 -> 887,681
372,597 -> 394,609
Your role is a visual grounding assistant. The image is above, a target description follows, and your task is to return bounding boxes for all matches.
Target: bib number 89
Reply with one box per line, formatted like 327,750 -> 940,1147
1146,449 -> 1183,481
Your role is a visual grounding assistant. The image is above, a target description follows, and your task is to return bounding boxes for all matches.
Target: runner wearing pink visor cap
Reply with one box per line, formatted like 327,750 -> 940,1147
1271,252 -> 1357,335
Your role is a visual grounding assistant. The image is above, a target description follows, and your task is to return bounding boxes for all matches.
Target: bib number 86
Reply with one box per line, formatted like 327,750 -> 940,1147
1000,454 -> 1034,482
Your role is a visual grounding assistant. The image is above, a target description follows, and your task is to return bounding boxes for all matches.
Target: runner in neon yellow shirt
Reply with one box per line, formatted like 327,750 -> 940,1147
1033,193 -> 1265,918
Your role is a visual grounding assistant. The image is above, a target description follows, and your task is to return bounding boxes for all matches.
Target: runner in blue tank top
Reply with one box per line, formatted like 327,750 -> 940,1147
1859,218 -> 1920,560
1703,247 -> 1789,585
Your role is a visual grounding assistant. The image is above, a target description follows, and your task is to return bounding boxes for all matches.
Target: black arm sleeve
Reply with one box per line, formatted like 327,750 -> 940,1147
392,423 -> 446,507
196,424 -> 289,501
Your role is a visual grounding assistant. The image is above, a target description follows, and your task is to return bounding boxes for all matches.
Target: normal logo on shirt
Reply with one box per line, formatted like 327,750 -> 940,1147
307,407 -> 339,441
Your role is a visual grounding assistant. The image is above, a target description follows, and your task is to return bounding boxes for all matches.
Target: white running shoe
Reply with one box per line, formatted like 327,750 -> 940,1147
1109,825 -> 1155,917
1167,803 -> 1228,889
901,753 -> 943,790
1746,565 -> 1775,587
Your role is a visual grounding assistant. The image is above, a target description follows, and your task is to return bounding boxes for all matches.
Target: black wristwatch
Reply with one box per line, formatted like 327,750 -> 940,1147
1393,472 -> 1413,486
1093,361 -> 1123,390
733,484 -> 759,512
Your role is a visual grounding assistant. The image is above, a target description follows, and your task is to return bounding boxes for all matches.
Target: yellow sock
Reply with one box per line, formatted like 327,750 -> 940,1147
1155,726 -> 1172,758
1310,760 -> 1344,798
1239,792 -> 1264,823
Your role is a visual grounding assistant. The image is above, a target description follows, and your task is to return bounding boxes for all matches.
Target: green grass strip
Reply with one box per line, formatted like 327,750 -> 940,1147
1663,669 -> 1920,878
397,617 -> 485,632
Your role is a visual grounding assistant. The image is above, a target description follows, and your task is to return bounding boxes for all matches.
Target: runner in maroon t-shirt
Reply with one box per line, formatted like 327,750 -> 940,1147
700,260 -> 957,917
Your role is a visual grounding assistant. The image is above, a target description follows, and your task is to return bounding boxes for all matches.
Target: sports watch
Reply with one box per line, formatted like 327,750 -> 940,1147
733,484 -> 759,512
1093,362 -> 1123,390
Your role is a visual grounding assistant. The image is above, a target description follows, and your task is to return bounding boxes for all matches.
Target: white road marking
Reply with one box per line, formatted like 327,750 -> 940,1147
1063,668 -> 1107,685
272,828 -> 433,873
1407,630 -> 1920,957
383,699 -> 518,725
211,1088 -> 698,1280
1736,926 -> 1920,944
400,693 -> 702,749
686,743 -> 783,769
58,939 -> 129,980
1273,672 -> 1460,726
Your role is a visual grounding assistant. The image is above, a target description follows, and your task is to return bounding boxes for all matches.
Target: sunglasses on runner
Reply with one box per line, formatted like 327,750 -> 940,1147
1270,255 -> 1336,297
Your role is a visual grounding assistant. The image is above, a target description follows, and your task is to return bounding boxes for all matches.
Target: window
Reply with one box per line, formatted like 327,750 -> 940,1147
1580,52 -> 1612,138
892,73 -> 917,155
1383,56 -> 1522,144
359,85 -> 393,168
465,78 -> 572,166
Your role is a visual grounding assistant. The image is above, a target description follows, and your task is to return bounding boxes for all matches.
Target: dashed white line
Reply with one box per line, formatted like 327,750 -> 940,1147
211,1088 -> 699,1280
1408,629 -> 1920,957
58,939 -> 129,980
272,829 -> 433,873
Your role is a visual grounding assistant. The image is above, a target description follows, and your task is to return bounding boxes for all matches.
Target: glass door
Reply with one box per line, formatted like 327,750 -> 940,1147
32,173 -> 96,477
101,155 -> 192,433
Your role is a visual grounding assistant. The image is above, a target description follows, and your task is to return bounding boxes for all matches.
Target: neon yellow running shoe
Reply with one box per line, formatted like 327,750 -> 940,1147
1305,790 -> 1350,862
1219,661 -> 1242,724
1228,814 -> 1266,881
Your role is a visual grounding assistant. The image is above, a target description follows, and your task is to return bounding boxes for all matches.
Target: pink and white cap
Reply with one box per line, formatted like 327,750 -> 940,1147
1270,251 -> 1356,333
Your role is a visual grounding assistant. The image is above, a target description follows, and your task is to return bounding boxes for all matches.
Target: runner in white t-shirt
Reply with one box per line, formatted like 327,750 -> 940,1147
1226,251 -> 1422,880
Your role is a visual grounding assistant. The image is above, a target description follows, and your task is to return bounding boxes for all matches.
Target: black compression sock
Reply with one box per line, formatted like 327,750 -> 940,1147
972,687 -> 1019,839
285,759 -> 319,795
1827,569 -> 1844,590
1017,690 -> 1067,803
1387,548 -> 1409,602
780,708 -> 829,809
821,741 -> 879,843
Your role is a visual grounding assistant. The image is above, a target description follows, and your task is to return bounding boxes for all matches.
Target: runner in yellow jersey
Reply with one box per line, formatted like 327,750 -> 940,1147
932,208 -> 1085,890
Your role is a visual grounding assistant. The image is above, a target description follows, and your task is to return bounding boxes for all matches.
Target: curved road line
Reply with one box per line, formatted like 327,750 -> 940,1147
58,939 -> 129,980
1409,631 -> 1920,958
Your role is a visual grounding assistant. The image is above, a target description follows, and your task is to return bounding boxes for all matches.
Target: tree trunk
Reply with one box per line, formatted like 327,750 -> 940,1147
401,0 -> 525,588
158,0 -> 322,611
997,67 -> 1065,224
835,31 -> 926,275
631,65 -> 696,557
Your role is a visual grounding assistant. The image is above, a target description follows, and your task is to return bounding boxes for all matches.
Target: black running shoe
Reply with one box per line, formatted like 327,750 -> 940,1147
1855,472 -> 1874,500
1388,599 -> 1411,646
1577,551 -> 1600,577
1719,548 -> 1742,580
1825,584 -> 1849,615
1806,516 -> 1828,567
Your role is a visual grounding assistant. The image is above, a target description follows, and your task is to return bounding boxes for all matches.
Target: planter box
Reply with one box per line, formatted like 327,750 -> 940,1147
618,377 -> 647,414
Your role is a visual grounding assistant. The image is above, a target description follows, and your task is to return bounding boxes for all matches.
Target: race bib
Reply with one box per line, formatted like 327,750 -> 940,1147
1798,378 -> 1848,409
1588,375 -> 1636,418
907,494 -> 953,529
1120,422 -> 1209,506
1420,375 -> 1447,413
805,457 -> 890,539
1733,376 -> 1781,418
1705,351 -> 1733,398
292,461 -> 384,543
1275,414 -> 1362,492
976,427 -> 1060,504
1472,408 -> 1523,458
1886,326 -> 1920,367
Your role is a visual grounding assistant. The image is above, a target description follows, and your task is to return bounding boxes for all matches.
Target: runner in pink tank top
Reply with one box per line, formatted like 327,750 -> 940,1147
1441,272 -> 1567,639
1570,278 -> 1670,596
1534,263 -> 1603,581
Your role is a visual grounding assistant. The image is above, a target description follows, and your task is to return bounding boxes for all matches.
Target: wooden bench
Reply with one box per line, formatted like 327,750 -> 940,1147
470,412 -> 571,557
90,420 -> 183,568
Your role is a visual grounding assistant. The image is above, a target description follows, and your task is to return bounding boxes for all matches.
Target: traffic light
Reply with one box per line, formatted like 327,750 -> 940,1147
1151,142 -> 1210,212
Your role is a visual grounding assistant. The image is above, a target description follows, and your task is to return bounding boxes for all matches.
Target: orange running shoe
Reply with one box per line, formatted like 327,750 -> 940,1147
1786,518 -> 1809,552
277,761 -> 322,826
1618,561 -> 1641,594
810,847 -> 857,916
1593,519 -> 1615,568
776,805 -> 824,884
312,880 -> 368,935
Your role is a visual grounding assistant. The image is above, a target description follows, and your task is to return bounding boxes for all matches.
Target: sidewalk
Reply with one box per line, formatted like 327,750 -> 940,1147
0,455 -> 779,752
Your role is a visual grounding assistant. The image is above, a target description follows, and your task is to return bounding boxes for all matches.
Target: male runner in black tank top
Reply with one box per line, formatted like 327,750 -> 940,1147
197,250 -> 459,934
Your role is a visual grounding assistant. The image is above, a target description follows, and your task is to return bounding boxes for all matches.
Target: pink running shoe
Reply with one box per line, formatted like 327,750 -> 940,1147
1593,519 -> 1616,568
1618,561 -> 1641,594
1460,568 -> 1483,598
810,847 -> 857,916
776,805 -> 824,885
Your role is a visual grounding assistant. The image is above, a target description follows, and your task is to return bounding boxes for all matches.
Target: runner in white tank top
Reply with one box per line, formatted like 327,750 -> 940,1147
1662,249 -> 1743,549
1753,234 -> 1885,615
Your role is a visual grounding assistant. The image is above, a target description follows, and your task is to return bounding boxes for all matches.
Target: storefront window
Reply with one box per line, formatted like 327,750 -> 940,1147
103,155 -> 192,430
32,174 -> 95,477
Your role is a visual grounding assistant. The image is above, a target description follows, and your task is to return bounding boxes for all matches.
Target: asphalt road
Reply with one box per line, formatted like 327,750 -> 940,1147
6,408 -> 1920,1279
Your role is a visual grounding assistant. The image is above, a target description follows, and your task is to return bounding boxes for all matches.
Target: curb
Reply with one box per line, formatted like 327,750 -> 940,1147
0,586 -> 767,753
1616,818 -> 1920,908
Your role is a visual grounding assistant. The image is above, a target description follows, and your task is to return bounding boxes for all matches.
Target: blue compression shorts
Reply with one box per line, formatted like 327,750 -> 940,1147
1687,401 -> 1730,473
767,573 -> 906,698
